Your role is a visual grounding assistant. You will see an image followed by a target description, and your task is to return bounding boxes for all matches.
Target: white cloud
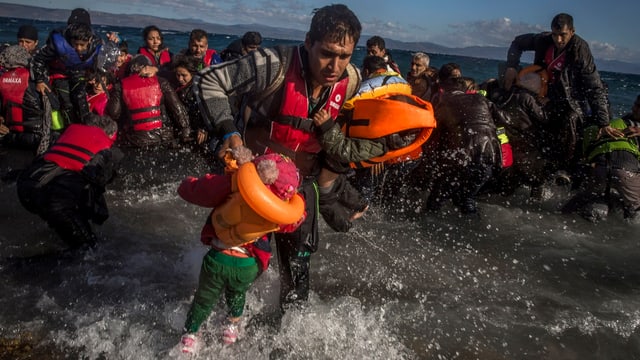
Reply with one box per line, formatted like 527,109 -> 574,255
438,18 -> 545,47
88,1 -> 640,64
590,41 -> 640,63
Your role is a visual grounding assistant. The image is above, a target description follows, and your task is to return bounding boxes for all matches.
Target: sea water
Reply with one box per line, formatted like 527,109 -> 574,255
2,18 -> 640,360
2,17 -> 639,114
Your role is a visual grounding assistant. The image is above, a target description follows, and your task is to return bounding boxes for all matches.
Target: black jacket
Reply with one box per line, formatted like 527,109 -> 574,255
434,89 -> 506,167
220,39 -> 244,62
30,28 -> 101,84
506,32 -> 610,127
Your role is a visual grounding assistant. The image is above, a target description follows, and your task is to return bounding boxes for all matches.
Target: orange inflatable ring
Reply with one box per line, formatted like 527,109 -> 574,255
236,162 -> 305,225
347,93 -> 436,138
345,93 -> 437,167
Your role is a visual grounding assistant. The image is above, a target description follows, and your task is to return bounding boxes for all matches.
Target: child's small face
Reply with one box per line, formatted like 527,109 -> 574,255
88,76 -> 105,93
116,52 -> 128,67
71,39 -> 91,55
175,66 -> 192,86
145,31 -> 162,52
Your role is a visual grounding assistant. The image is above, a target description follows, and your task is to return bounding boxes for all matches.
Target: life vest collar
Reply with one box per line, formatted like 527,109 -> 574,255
51,31 -> 100,71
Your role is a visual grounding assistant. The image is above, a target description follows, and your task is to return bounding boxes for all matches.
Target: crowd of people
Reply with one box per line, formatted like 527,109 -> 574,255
0,5 -> 639,355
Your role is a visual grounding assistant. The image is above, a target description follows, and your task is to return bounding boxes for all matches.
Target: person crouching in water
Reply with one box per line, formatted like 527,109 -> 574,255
561,95 -> 640,223
426,76 -> 508,215
178,148 -> 305,353
16,114 -> 122,249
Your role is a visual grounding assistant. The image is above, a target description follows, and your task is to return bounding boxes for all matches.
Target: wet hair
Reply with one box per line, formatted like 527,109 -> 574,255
438,62 -> 462,82
440,76 -> 467,93
64,23 -> 94,42
462,76 -> 478,91
128,54 -> 152,74
412,52 -> 430,67
241,31 -> 262,47
118,40 -> 129,55
307,4 -> 361,46
366,36 -> 386,50
85,113 -> 118,137
142,25 -> 163,44
172,54 -> 199,74
551,13 -> 574,31
189,29 -> 208,42
86,68 -> 114,86
362,55 -> 387,75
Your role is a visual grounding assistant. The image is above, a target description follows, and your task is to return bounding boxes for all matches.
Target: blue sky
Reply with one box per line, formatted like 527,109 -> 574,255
11,0 -> 640,64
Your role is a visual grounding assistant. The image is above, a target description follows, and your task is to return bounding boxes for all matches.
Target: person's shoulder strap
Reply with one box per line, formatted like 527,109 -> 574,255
345,63 -> 361,99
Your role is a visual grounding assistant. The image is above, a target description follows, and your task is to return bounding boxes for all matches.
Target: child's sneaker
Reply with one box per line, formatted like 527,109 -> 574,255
181,333 -> 198,354
222,323 -> 239,344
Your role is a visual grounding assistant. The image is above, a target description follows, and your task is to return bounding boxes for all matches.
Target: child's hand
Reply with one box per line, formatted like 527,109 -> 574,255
106,31 -> 121,43
196,129 -> 208,144
36,82 -> 51,96
312,109 -> 331,126
0,116 -> 9,136
624,126 -> 640,138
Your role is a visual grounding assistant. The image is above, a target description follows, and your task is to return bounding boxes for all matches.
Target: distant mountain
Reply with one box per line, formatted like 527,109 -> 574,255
2,2 -> 639,75
0,3 -> 308,42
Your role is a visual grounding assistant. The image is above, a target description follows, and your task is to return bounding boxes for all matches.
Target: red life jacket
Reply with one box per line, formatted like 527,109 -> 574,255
44,124 -> 114,172
121,74 -> 163,131
114,54 -> 132,80
544,46 -> 567,84
87,91 -> 109,116
270,49 -> 349,154
0,67 -> 29,132
138,47 -> 171,66
203,49 -> 217,66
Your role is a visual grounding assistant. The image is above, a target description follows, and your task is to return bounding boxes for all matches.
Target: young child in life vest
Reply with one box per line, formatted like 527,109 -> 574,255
313,109 -> 376,231
177,147 -> 305,354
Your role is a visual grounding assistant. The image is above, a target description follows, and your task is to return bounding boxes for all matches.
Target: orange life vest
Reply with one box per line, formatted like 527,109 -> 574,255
344,92 -> 437,167
211,161 -> 305,247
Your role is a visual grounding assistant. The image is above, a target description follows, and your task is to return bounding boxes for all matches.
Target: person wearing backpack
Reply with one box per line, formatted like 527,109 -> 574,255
194,4 -> 363,312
